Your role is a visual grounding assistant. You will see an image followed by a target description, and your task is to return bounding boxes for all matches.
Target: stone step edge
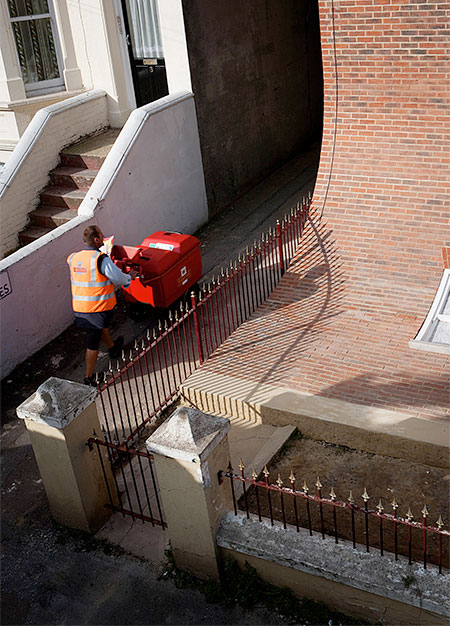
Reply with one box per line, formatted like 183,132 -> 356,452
229,425 -> 296,499
180,371 -> 449,470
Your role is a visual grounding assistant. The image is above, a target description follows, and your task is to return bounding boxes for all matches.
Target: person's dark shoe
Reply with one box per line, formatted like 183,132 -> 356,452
108,335 -> 124,359
83,372 -> 105,387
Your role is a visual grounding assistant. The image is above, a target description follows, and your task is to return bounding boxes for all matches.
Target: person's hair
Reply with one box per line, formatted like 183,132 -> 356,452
83,225 -> 102,246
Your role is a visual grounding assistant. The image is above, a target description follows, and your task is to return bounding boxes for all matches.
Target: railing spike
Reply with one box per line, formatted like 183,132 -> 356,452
422,504 -> 429,518
263,465 -> 269,478
362,488 -> 370,502
315,476 -> 322,489
121,350 -> 126,361
129,349 -> 133,361
289,471 -> 296,484
276,474 -> 283,488
391,497 -> 398,510
329,486 -> 337,501
251,468 -> 257,481
116,360 -> 121,372
376,499 -> 384,514
302,480 -> 309,494
348,490 -> 354,505
146,328 -> 150,340
239,458 -> 245,471
406,507 -> 413,521
436,514 -> 444,529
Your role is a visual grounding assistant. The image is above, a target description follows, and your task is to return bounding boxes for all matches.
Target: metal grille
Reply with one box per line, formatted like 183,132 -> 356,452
222,461 -> 449,574
88,437 -> 166,527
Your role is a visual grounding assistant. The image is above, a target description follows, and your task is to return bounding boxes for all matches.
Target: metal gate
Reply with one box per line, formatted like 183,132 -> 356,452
88,437 -> 166,527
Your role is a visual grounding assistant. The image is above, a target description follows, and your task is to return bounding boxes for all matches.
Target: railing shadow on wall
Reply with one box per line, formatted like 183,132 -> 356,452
95,199 -> 311,446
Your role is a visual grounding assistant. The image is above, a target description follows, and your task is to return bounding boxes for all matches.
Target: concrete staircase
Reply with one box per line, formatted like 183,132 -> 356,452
18,129 -> 120,246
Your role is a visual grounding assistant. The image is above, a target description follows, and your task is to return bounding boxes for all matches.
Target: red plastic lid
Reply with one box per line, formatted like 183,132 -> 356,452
141,231 -> 200,256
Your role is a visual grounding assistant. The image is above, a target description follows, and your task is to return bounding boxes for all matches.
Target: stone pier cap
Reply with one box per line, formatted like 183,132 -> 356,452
146,406 -> 230,463
16,377 -> 97,428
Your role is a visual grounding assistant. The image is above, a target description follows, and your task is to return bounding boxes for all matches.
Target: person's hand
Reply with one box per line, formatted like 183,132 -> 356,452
129,269 -> 139,280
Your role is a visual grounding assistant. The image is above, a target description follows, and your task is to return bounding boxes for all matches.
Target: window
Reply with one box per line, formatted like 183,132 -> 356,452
409,269 -> 450,355
7,0 -> 64,95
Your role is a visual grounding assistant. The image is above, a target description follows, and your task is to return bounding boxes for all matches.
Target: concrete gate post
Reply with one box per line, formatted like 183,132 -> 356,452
17,377 -> 114,533
146,406 -> 233,579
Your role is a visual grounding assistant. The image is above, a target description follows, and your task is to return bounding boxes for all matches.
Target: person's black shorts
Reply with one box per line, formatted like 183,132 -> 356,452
75,310 -> 115,350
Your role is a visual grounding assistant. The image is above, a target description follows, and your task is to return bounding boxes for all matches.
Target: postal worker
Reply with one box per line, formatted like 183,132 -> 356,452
67,225 -> 137,386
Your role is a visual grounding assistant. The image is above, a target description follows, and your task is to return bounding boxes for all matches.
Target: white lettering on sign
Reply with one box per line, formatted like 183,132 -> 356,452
0,271 -> 12,299
148,242 -> 174,252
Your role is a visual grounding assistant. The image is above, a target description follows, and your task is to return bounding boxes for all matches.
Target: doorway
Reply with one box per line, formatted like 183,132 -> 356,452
121,0 -> 169,107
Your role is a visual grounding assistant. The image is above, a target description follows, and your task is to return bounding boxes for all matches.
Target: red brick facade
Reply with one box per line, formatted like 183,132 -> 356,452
202,0 -> 449,421
314,0 -> 450,317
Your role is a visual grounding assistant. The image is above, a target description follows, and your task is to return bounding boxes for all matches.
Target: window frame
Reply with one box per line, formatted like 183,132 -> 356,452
8,0 -> 65,96
409,269 -> 450,355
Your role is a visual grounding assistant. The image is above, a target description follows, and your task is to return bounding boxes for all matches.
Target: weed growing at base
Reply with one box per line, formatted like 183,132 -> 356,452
160,550 -> 369,625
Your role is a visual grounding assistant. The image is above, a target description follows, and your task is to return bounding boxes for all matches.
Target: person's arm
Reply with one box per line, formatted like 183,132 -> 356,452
99,255 -> 133,287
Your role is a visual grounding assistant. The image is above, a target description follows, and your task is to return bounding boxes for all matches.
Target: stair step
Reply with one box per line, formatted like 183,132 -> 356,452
40,186 -> 86,209
18,225 -> 55,246
59,152 -> 106,170
49,166 -> 99,189
29,206 -> 78,228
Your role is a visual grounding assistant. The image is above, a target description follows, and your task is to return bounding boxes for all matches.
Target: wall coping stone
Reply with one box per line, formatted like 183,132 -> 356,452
16,377 -> 96,429
217,512 -> 449,618
146,406 -> 230,463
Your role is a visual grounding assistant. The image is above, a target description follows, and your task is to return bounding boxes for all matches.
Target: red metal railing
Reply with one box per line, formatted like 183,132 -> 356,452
88,436 -> 166,527
221,462 -> 449,574
96,198 -> 310,445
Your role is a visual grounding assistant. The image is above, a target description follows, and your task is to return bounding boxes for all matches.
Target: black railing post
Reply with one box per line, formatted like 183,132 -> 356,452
276,220 -> 285,276
191,290 -> 204,364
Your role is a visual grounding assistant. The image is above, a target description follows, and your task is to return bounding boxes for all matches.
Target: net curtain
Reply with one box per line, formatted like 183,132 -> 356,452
125,0 -> 164,59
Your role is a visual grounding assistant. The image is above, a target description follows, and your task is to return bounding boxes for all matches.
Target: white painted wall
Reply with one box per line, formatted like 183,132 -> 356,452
0,90 -> 108,258
0,216 -> 98,379
54,0 -> 133,128
157,0 -> 192,93
0,91 -> 208,378
79,91 -> 208,246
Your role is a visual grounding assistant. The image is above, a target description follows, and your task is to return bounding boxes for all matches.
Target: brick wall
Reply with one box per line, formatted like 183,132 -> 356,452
199,0 -> 449,421
313,0 -> 450,317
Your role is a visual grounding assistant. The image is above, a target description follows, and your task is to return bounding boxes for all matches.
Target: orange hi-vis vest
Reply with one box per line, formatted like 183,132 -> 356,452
67,249 -> 117,313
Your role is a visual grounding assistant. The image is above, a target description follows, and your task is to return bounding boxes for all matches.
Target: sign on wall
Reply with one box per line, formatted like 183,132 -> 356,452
0,271 -> 12,299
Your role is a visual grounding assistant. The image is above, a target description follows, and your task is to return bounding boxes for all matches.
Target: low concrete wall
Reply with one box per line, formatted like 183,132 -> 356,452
78,91 -> 208,244
0,91 -> 208,378
217,512 -> 449,625
0,90 -> 108,258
